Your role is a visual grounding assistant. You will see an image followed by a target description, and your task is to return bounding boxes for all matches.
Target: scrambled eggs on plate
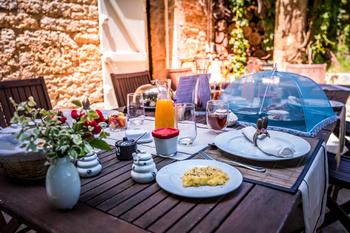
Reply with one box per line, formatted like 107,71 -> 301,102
182,166 -> 229,187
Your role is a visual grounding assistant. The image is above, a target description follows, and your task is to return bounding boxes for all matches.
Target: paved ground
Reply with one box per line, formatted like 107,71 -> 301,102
322,189 -> 350,232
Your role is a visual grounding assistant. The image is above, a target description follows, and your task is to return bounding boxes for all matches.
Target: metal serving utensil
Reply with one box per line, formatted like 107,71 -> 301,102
200,149 -> 266,173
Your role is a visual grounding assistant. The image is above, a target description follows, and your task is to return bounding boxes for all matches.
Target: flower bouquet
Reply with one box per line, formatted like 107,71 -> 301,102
6,96 -> 111,209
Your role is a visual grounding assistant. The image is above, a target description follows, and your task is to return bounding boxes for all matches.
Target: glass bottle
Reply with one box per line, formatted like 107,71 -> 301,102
154,80 -> 175,129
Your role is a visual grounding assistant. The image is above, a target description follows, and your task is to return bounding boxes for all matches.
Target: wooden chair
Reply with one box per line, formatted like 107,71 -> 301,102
167,68 -> 193,90
320,88 -> 350,231
321,153 -> 350,231
0,77 -> 52,128
110,71 -> 151,107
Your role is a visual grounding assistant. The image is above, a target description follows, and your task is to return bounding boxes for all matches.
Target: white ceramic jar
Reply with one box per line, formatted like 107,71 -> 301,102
131,151 -> 157,183
152,128 -> 179,157
76,151 -> 102,177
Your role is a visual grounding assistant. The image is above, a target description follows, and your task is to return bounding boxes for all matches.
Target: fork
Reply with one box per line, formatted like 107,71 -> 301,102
199,151 -> 266,173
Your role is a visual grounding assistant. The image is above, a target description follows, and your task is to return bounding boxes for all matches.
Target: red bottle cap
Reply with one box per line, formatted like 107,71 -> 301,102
152,128 -> 179,139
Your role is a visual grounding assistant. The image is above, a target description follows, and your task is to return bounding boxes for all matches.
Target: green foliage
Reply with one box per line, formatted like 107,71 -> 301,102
227,0 -> 275,78
10,97 -> 111,161
310,0 -> 350,67
228,0 -> 250,79
261,2 -> 275,54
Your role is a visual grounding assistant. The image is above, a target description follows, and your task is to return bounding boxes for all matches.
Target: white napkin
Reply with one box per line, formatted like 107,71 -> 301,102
0,134 -> 24,156
241,126 -> 295,158
299,144 -> 328,233
0,125 -> 21,135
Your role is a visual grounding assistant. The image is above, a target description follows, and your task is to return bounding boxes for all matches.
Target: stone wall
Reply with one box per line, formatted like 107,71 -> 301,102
149,0 -> 210,77
174,0 -> 209,62
0,0 -> 102,108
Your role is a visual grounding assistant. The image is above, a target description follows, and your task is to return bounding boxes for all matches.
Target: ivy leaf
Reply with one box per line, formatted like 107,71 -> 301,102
99,131 -> 109,138
89,139 -> 111,151
72,100 -> 82,107
68,149 -> 79,160
71,134 -> 82,145
83,143 -> 93,153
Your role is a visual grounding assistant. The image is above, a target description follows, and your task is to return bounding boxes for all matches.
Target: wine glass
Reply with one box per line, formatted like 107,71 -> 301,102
127,93 -> 145,129
206,100 -> 229,131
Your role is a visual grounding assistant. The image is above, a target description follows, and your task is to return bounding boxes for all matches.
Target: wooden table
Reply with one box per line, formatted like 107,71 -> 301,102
0,121 -> 336,233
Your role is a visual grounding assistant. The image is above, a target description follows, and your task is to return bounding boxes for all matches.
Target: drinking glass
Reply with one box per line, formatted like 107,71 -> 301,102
175,103 -> 197,145
206,100 -> 229,131
127,93 -> 145,128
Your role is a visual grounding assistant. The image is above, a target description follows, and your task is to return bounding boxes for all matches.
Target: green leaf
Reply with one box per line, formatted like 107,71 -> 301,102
27,96 -> 37,107
83,143 -> 93,153
68,149 -> 79,160
72,134 -> 83,145
59,145 -> 69,153
89,139 -> 111,151
72,100 -> 82,107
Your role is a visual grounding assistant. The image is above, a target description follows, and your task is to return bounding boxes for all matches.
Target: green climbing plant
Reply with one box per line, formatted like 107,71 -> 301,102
228,0 -> 250,79
261,1 -> 275,55
310,0 -> 350,67
310,0 -> 338,64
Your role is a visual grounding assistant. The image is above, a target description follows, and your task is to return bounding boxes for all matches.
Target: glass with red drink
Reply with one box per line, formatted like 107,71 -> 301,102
206,100 -> 229,131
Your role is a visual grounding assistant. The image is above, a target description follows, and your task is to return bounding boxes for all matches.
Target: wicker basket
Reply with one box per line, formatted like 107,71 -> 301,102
0,151 -> 48,180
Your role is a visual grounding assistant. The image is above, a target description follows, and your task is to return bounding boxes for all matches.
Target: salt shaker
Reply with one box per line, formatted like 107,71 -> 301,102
131,151 -> 157,183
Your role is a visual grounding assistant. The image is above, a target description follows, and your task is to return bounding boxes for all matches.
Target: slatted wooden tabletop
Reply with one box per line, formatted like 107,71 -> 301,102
0,120 -> 335,233
1,92 -> 343,233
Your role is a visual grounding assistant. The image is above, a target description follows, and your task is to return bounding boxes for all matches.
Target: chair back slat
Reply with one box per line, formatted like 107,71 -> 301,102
0,77 -> 52,127
111,71 -> 151,107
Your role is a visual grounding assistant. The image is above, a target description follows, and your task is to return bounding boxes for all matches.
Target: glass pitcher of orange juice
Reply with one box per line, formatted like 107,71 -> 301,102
155,80 -> 174,129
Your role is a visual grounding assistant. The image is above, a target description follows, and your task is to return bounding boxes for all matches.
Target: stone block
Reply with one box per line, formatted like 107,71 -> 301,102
62,0 -> 97,5
0,28 -> 16,65
18,0 -> 42,14
0,13 -> 39,29
42,1 -> 98,20
0,0 -> 17,10
40,16 -> 98,33
74,33 -> 99,44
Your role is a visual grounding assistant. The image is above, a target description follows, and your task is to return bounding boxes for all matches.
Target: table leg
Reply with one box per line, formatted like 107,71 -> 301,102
0,211 -> 6,229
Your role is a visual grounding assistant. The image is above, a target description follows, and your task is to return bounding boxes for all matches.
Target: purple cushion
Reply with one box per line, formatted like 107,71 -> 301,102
174,74 -> 211,110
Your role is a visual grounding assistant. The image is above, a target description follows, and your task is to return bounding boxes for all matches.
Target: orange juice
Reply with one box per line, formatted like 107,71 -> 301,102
155,99 -> 174,129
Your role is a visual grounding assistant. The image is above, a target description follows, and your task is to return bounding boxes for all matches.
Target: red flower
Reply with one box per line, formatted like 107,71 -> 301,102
95,109 -> 105,122
60,116 -> 67,124
86,120 -> 98,127
80,111 -> 86,118
71,110 -> 79,119
93,125 -> 102,134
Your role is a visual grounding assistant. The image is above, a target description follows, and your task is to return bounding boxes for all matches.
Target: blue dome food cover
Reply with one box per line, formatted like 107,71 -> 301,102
221,71 -> 336,136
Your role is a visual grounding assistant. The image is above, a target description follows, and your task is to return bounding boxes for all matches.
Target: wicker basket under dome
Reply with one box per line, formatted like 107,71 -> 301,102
0,137 -> 48,180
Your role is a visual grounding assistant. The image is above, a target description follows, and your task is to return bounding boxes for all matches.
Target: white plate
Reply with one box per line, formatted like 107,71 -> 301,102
215,130 -> 311,161
156,160 -> 242,198
329,100 -> 344,109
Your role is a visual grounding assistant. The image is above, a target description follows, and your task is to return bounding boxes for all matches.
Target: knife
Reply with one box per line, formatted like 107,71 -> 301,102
199,151 -> 266,173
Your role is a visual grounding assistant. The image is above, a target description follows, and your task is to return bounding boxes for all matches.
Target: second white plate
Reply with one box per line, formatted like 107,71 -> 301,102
214,130 -> 311,161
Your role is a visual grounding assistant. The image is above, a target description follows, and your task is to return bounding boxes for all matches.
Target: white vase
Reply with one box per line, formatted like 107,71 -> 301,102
46,157 -> 81,209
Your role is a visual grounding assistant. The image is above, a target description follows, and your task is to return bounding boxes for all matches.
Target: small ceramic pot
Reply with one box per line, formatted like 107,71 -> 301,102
76,152 -> 102,177
115,137 -> 137,160
131,151 -> 157,183
152,128 -> 179,157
